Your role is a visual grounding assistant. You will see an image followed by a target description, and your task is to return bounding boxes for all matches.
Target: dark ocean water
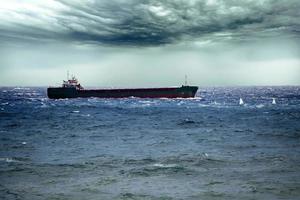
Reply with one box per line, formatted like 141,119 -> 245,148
1,86 -> 300,200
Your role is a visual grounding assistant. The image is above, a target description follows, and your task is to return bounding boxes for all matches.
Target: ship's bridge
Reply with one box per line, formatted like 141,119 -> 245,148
62,76 -> 83,90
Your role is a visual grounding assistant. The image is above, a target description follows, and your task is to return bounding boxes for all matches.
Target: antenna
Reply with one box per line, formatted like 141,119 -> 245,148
67,70 -> 69,80
185,74 -> 188,86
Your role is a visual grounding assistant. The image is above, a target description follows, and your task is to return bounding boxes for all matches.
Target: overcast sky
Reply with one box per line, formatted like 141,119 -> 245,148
0,0 -> 299,87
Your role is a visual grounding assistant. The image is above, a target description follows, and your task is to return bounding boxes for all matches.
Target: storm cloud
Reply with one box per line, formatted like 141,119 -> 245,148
1,0 -> 300,46
0,0 -> 299,86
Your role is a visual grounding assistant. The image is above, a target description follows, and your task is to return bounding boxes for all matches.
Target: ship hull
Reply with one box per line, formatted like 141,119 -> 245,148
47,86 -> 198,99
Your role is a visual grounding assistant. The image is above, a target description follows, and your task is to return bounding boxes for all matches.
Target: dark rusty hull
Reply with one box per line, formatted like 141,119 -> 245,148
47,86 -> 198,99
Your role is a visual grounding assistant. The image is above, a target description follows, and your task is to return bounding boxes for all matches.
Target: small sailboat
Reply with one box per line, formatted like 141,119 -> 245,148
272,98 -> 276,105
239,98 -> 244,105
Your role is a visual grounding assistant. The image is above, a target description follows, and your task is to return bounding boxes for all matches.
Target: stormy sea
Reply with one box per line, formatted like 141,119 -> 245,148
0,86 -> 300,200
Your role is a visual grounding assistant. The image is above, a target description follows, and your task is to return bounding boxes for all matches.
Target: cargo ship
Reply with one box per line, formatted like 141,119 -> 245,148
47,76 -> 198,99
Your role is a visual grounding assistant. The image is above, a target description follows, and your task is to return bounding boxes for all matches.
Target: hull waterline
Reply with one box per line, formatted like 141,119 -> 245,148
47,86 -> 198,99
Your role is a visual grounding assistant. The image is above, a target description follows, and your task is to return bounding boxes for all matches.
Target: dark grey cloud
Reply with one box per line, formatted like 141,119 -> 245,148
0,0 -> 299,46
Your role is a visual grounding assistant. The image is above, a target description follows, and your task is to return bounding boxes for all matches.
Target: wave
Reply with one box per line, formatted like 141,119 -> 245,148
152,163 -> 179,168
127,164 -> 187,177
256,104 -> 265,108
0,157 -> 29,163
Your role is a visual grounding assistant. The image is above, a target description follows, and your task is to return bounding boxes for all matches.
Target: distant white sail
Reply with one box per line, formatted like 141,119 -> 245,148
272,98 -> 276,104
239,98 -> 244,105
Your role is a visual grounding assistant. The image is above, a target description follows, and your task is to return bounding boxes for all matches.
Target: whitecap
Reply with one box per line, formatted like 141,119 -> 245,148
198,104 -> 209,107
39,98 -> 47,102
256,104 -> 264,108
177,101 -> 185,105
153,163 -> 178,168
212,101 -> 221,105
0,157 -> 18,163
138,100 -> 155,107
186,97 -> 200,100
13,87 -> 23,90
139,100 -> 152,104
72,110 -> 80,113
193,97 -> 202,100
40,103 -> 48,108
5,158 -> 14,163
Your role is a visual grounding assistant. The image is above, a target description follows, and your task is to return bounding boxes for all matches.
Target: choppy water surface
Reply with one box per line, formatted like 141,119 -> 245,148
1,86 -> 300,200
